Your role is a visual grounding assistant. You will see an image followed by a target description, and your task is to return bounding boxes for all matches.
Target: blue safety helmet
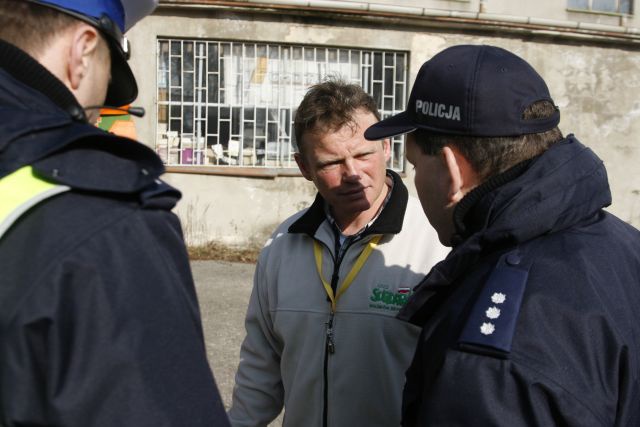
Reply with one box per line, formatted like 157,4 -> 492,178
25,0 -> 158,106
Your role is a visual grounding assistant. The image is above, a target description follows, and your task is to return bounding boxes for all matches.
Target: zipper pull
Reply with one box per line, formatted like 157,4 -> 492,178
326,312 -> 335,354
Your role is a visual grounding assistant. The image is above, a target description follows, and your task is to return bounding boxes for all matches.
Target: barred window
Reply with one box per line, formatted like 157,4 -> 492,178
568,0 -> 632,14
156,39 -> 409,171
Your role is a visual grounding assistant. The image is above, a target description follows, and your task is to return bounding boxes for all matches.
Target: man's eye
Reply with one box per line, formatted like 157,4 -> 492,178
319,163 -> 339,170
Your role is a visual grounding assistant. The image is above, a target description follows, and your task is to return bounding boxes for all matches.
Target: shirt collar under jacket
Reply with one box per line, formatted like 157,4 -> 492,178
325,174 -> 395,258
288,169 -> 409,238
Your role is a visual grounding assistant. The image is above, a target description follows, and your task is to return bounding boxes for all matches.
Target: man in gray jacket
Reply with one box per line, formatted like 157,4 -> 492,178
229,80 -> 449,427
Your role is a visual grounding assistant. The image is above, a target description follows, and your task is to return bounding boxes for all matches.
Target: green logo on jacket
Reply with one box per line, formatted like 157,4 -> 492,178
369,285 -> 412,311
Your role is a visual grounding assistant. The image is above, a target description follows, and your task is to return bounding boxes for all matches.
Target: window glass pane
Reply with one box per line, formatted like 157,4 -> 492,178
373,53 -> 382,80
268,123 -> 278,142
208,107 -> 218,134
384,68 -> 394,95
243,122 -> 254,144
158,74 -> 169,99
207,74 -> 219,103
159,41 -> 169,71
170,88 -> 181,102
567,0 -> 589,8
305,48 -> 314,61
184,72 -> 194,102
208,43 -> 219,72
256,108 -> 266,137
170,41 -> 181,56
233,44 -> 242,58
171,57 -> 182,86
232,107 -> 241,135
183,107 -> 194,133
384,52 -> 394,66
593,0 -> 617,11
384,97 -> 393,111
620,0 -> 632,12
395,55 -> 405,81
158,104 -> 168,125
219,121 -> 229,145
184,43 -> 194,71
395,83 -> 405,110
373,82 -> 382,106
269,46 -> 279,59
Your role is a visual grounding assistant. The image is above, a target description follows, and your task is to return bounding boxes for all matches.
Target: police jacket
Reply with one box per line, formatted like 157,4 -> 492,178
399,136 -> 640,426
229,173 -> 449,427
0,40 -> 229,426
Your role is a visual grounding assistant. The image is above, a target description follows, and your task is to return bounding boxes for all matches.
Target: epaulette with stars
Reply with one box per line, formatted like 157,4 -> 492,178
458,249 -> 532,358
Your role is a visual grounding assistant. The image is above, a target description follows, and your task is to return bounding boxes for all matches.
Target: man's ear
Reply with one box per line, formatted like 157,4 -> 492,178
67,24 -> 100,90
441,146 -> 478,204
294,153 -> 313,181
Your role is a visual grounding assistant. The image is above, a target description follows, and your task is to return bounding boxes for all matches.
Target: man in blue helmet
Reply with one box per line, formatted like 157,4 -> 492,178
365,45 -> 640,426
0,1 -> 229,426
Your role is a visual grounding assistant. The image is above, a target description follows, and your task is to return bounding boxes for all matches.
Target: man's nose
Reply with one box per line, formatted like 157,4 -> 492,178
342,159 -> 360,181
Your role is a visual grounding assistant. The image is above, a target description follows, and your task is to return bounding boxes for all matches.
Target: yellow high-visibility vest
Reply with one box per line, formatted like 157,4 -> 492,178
0,166 -> 70,240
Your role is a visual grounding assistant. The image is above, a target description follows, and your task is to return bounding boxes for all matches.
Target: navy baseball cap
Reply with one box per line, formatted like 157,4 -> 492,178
365,45 -> 560,140
25,0 -> 158,106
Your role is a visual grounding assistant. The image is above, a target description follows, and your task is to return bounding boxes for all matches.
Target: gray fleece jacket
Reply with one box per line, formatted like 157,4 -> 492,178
229,172 -> 448,427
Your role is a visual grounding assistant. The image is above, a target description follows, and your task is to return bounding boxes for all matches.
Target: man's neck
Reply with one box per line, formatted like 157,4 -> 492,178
332,176 -> 392,236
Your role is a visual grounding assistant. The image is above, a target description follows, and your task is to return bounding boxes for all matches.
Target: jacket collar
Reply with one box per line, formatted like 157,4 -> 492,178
0,39 -> 86,121
449,158 -> 532,246
399,136 -> 612,325
288,169 -> 409,237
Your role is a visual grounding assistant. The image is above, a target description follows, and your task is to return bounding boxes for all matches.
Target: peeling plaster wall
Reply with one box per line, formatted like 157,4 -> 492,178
127,11 -> 640,246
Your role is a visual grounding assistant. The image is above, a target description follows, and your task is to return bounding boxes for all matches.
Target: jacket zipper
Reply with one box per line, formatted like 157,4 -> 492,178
322,235 -> 358,427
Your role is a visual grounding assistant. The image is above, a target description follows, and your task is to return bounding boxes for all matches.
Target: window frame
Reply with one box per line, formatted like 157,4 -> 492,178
567,0 -> 633,15
155,38 -> 410,176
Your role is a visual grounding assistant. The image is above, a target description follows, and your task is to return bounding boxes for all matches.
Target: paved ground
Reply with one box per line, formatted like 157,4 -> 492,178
191,260 -> 283,425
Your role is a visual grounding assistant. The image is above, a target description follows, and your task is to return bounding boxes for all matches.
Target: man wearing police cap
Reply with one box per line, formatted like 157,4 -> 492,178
366,45 -> 640,426
0,0 -> 229,425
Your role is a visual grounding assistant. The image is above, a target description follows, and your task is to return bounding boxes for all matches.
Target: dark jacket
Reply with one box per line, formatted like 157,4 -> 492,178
399,136 -> 640,426
0,40 -> 229,426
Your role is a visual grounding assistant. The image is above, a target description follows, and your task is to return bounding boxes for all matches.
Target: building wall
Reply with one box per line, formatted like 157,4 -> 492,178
127,4 -> 640,246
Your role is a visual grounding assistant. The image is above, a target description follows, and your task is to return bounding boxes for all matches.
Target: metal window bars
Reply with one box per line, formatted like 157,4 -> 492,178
156,39 -> 408,171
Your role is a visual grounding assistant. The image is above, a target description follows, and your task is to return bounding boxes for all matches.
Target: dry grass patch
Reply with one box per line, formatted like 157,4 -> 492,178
188,241 -> 261,263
